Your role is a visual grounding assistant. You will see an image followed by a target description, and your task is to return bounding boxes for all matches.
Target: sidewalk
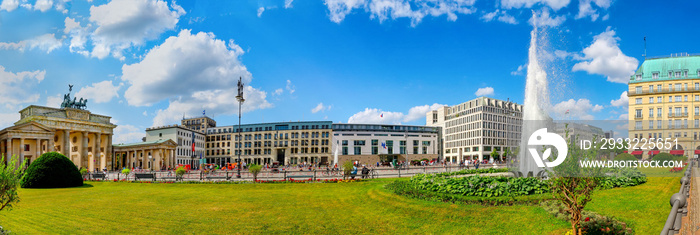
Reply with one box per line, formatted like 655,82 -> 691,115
681,168 -> 700,235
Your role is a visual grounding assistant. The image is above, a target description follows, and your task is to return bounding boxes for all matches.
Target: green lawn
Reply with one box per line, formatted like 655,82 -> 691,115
0,168 -> 682,234
1,179 -> 569,234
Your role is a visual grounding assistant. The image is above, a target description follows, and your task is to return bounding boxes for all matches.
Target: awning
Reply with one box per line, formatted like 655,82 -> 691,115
649,150 -> 660,155
694,150 -> 700,154
670,150 -> 685,155
623,151 -> 628,153
631,151 -> 644,155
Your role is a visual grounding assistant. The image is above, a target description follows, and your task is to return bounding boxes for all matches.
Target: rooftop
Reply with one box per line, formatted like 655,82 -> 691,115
629,53 -> 700,84
113,139 -> 174,147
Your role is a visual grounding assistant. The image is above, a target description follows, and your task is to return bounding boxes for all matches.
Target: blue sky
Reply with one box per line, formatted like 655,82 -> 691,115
0,0 -> 696,143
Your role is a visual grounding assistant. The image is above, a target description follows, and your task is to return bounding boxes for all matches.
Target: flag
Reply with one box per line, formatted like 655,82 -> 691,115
565,109 -> 570,114
203,110 -> 206,116
191,132 -> 195,152
381,142 -> 386,149
380,113 -> 383,118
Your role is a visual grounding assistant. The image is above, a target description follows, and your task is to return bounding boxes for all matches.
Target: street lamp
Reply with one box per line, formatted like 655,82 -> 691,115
236,77 -> 245,178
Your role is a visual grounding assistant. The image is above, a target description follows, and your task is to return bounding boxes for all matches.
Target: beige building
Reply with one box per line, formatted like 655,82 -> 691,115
427,97 -> 523,162
0,105 -> 116,170
182,116 -> 216,132
206,121 -> 332,166
144,125 -> 206,169
628,54 -> 700,158
113,140 -> 177,171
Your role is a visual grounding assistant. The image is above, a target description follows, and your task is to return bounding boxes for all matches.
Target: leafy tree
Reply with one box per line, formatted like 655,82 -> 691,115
79,167 -> 88,179
503,148 -> 511,161
121,168 -> 130,180
548,126 -> 602,235
175,166 -> 186,181
249,164 -> 262,182
0,155 -> 23,212
490,149 -> 499,162
342,161 -> 354,180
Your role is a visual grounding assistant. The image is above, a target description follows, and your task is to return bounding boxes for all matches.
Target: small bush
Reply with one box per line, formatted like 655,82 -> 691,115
121,168 -> 131,178
614,153 -> 636,161
540,201 -> 633,234
20,152 -> 83,188
249,164 -> 262,181
175,166 -> 186,181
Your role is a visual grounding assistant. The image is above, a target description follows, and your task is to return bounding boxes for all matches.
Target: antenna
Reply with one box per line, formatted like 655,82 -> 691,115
643,36 -> 647,60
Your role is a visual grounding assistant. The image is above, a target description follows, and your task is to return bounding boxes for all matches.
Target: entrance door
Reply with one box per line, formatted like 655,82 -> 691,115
276,149 -> 285,164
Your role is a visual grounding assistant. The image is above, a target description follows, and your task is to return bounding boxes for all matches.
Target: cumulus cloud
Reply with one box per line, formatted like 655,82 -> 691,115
75,80 -> 121,103
273,88 -> 283,96
610,91 -> 628,107
34,0 -> 53,12
0,65 -> 45,106
500,0 -> 571,11
0,0 -> 19,11
480,9 -> 517,24
89,0 -> 185,60
0,34 -> 63,53
572,27 -> 638,84
552,98 -> 603,120
46,93 -> 63,108
257,7 -> 265,17
312,103 -> 331,113
324,0 -> 477,26
529,8 -> 566,27
475,87 -> 494,97
120,29 -> 272,126
113,124 -> 144,144
347,103 -> 445,124
64,17 -> 89,55
575,0 -> 611,21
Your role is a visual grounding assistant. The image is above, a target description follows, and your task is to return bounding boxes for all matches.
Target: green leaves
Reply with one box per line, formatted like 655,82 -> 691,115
0,154 -> 23,212
410,174 -> 550,197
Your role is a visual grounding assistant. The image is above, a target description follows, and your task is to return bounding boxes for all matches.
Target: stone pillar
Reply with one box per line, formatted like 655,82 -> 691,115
48,136 -> 54,152
19,138 -> 25,165
63,130 -> 70,158
36,139 -> 41,159
4,138 -> 10,163
82,131 -> 89,170
106,134 -> 112,170
95,133 -> 102,170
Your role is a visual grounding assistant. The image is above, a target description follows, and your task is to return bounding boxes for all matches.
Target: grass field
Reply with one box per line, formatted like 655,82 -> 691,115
0,168 -> 682,234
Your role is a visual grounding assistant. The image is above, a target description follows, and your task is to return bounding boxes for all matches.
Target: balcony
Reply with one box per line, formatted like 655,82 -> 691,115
668,112 -> 689,118
634,115 -> 644,120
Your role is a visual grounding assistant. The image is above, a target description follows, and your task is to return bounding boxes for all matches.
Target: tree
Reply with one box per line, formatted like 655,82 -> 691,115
342,161 -> 354,180
249,164 -> 262,182
548,127 -> 602,235
490,149 -> 499,162
503,148 -> 511,161
0,155 -> 23,212
175,166 -> 186,181
121,168 -> 131,180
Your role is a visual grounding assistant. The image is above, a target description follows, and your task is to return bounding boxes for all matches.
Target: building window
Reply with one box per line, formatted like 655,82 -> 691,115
649,108 -> 654,117
635,86 -> 642,94
658,108 -> 662,117
649,97 -> 654,103
635,98 -> 642,104
658,85 -> 662,91
675,96 -> 682,102
652,73 -> 659,79
635,109 -> 642,118
354,146 -> 361,155
676,71 -> 682,78
658,97 -> 662,103
649,120 -> 654,129
635,75 -> 642,80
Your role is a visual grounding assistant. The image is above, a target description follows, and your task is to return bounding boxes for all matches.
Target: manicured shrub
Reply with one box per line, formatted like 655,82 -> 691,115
249,164 -> 262,182
614,153 -> 636,161
652,153 -> 686,162
20,152 -> 83,188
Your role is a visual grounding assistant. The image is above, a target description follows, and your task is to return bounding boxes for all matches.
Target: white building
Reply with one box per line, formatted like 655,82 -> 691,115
331,123 -> 440,165
427,97 -> 523,162
145,125 -> 206,169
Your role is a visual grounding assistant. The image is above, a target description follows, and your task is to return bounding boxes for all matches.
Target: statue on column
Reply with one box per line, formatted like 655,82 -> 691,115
59,84 -> 89,110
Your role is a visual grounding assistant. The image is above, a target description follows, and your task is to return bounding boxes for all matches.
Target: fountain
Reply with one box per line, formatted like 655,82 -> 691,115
513,18 -> 554,177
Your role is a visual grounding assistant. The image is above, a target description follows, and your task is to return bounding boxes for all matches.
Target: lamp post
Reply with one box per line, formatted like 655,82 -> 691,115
236,77 -> 245,178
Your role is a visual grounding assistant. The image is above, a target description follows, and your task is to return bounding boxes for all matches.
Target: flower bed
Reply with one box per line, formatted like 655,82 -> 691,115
433,167 -> 510,177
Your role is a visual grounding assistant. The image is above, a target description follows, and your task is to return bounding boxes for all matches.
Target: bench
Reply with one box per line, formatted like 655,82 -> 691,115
134,173 -> 156,181
285,175 -> 313,180
91,173 -> 106,180
160,176 -> 179,181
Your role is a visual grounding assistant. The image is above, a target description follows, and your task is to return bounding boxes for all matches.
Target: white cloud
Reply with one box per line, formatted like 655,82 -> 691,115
113,124 -> 144,144
0,34 -> 63,53
34,0 -> 53,12
89,0 -> 185,60
529,8 -> 566,27
480,10 -> 517,24
552,98 -> 603,120
500,0 -> 571,11
511,64 -> 526,75
64,17 -> 89,55
0,0 -> 18,11
0,65 -> 45,106
74,80 -> 121,104
46,93 -> 63,108
286,80 -> 295,94
618,113 -> 628,120
575,0 -> 611,21
324,0 -> 477,26
273,88 -> 283,96
405,103 -> 445,122
475,87 -> 494,97
257,7 -> 265,17
142,111 -> 147,116
285,0 -> 293,8
348,108 -> 405,124
348,103 -> 445,124
0,112 -> 19,129
610,91 -> 628,107
312,103 -> 331,113
572,27 -> 639,84
119,29 -> 271,126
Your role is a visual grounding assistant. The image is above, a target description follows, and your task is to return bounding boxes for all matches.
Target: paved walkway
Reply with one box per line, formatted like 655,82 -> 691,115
682,168 -> 700,235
